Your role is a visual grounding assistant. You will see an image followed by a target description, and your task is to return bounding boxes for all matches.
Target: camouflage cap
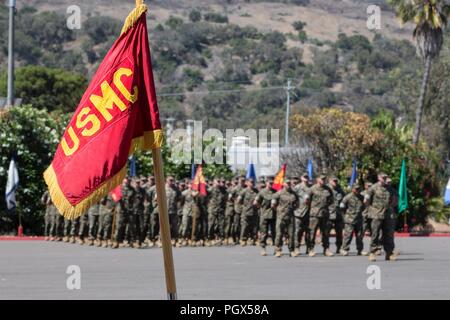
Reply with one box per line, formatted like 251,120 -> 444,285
318,174 -> 327,180
301,172 -> 309,178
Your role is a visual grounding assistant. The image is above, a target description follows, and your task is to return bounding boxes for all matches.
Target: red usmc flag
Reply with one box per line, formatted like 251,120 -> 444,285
44,4 -> 162,219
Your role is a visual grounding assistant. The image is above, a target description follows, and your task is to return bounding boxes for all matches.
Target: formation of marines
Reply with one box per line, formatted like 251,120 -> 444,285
41,171 -> 398,262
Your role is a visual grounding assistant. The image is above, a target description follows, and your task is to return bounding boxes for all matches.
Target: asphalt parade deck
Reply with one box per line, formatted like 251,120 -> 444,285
0,237 -> 449,300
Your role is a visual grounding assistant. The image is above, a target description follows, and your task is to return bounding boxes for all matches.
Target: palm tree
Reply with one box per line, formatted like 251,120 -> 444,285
388,0 -> 449,145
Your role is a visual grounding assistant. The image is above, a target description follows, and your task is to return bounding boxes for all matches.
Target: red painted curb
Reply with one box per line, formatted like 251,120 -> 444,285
394,232 -> 450,237
0,236 -> 45,241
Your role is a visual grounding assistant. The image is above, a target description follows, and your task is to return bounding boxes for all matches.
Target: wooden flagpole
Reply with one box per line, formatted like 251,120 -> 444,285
152,148 -> 177,300
135,0 -> 177,300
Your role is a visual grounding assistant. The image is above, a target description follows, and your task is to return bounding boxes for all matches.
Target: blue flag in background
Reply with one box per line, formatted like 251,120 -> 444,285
246,163 -> 257,183
129,156 -> 136,177
444,177 -> 450,206
191,164 -> 197,180
349,160 -> 357,187
307,159 -> 313,181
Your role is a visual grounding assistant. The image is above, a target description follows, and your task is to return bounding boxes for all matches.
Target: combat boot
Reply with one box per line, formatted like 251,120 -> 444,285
44,236 -> 49,241
205,240 -> 211,247
385,252 -> 397,261
357,251 -> 368,256
260,248 -> 267,256
56,237 -> 62,242
88,239 -> 94,246
324,249 -> 334,257
291,250 -> 300,257
267,238 -> 273,246
102,241 -> 108,248
374,249 -> 382,256
274,248 -> 282,258
228,237 -> 235,245
70,236 -> 76,244
77,238 -> 84,245
95,240 -> 102,247
157,240 -> 162,248
111,242 -> 119,249
148,240 -> 155,248
368,253 -> 376,262
134,241 -> 141,249
341,249 -> 349,256
239,239 -> 246,247
308,250 -> 316,257
223,238 -> 229,246
293,248 -> 301,257
62,236 -> 69,242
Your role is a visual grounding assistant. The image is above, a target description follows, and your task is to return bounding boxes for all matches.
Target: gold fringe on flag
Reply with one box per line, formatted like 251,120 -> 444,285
44,129 -> 163,220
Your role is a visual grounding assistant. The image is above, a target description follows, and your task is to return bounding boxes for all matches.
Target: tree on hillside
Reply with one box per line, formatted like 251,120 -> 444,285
388,0 -> 450,145
0,66 -> 87,113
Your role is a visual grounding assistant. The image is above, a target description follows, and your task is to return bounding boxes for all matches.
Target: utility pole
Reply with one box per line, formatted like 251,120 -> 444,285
284,79 -> 293,146
7,0 -> 16,107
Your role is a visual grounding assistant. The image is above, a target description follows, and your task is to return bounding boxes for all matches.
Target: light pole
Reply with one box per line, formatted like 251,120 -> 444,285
284,79 -> 293,146
6,0 -> 16,107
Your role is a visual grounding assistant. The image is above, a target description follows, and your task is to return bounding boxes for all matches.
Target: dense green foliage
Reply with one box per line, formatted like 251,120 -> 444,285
0,105 -> 63,235
0,66 -> 87,113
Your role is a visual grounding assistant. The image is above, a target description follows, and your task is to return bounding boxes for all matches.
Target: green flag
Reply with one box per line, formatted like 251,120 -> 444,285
398,159 -> 408,214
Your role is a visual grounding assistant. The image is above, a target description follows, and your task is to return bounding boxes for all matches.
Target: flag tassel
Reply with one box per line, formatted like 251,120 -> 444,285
121,1 -> 148,35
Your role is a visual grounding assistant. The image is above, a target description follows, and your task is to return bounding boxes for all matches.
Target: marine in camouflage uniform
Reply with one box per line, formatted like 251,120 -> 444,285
87,202 -> 101,246
112,178 -> 131,248
293,173 -> 311,255
147,183 -> 159,246
340,185 -> 367,255
50,208 -> 64,241
231,177 -> 246,243
361,182 -> 381,253
307,175 -> 334,257
97,195 -> 115,248
223,180 -> 236,245
132,177 -> 146,247
69,217 -> 80,243
179,183 -> 198,246
382,178 -> 397,256
78,212 -> 89,244
271,179 -> 299,257
206,178 -> 227,246
254,178 -> 276,256
238,179 -> 259,246
159,176 -> 181,244
63,218 -> 72,242
177,181 -> 187,235
327,177 -> 345,254
364,173 -> 397,261
41,191 -> 53,240
142,176 -> 156,246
